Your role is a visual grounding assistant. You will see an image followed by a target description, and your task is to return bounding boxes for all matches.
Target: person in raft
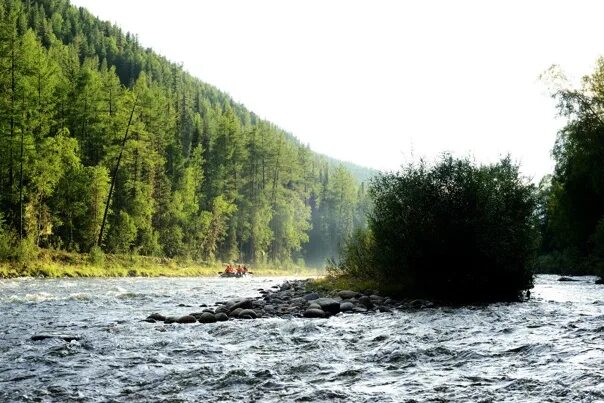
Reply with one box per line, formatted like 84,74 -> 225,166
225,264 -> 234,274
236,265 -> 244,274
242,265 -> 248,274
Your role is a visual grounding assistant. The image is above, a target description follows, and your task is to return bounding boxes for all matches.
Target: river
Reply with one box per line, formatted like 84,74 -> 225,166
0,275 -> 603,402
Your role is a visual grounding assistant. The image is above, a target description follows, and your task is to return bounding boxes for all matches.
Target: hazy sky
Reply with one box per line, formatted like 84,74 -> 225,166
71,0 -> 604,179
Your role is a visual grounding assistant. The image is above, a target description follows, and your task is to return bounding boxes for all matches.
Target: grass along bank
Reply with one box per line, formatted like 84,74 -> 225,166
0,249 -> 324,279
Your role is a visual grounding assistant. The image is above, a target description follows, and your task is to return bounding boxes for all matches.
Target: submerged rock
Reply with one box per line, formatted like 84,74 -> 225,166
31,334 -> 81,342
147,313 -> 166,322
558,277 -> 579,282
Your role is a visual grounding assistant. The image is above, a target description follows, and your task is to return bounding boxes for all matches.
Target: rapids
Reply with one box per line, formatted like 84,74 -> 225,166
1,275 -> 603,402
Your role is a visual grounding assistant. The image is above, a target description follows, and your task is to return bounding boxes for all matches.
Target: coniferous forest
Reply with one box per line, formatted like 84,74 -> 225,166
0,0 -> 374,268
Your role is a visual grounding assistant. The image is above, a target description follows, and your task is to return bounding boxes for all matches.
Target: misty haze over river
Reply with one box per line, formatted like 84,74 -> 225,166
1,275 -> 603,402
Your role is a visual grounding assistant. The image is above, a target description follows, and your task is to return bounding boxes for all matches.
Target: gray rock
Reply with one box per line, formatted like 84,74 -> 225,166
358,295 -> 373,308
164,316 -> 179,324
229,299 -> 254,311
352,307 -> 368,313
176,315 -> 197,324
264,304 -> 275,312
308,303 -> 321,310
238,309 -> 258,319
338,290 -> 359,300
215,313 -> 229,321
31,334 -> 81,342
215,305 -> 230,314
378,306 -> 392,313
370,295 -> 385,304
230,308 -> 244,318
290,297 -> 307,306
147,313 -> 166,321
303,292 -> 320,301
303,308 -> 326,318
313,298 -> 341,315
340,301 -> 354,312
198,312 -> 217,323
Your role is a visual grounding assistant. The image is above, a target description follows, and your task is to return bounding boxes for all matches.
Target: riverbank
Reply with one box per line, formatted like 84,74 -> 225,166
0,249 -> 323,278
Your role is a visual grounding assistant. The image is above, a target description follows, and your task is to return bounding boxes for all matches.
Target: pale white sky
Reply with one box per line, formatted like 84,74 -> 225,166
71,0 -> 604,179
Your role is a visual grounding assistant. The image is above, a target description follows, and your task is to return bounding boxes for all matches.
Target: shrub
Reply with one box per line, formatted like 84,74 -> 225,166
339,155 -> 537,302
88,245 -> 105,266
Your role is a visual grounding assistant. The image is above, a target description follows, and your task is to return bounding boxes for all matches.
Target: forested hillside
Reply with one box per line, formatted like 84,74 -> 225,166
0,0 -> 371,267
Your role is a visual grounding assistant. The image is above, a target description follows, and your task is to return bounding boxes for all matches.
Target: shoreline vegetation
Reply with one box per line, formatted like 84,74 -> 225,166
0,248 -> 324,279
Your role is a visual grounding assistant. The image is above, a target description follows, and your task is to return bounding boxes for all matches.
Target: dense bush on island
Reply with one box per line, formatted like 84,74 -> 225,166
331,155 -> 538,303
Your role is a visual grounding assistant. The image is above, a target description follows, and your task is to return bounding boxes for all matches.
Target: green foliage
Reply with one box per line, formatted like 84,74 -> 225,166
0,0 -> 367,268
337,156 -> 537,302
539,62 -> 604,276
88,245 -> 105,266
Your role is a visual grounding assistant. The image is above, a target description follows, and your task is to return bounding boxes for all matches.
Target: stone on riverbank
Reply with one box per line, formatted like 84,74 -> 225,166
340,301 -> 354,312
313,298 -> 341,315
338,290 -> 359,300
303,292 -> 320,301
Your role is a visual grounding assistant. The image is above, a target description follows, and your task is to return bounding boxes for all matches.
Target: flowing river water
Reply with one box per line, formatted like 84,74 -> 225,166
1,275 -> 603,402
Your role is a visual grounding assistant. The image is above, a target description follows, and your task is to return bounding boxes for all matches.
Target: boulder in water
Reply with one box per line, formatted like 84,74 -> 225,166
215,313 -> 229,321
238,309 -> 257,319
176,315 -> 197,324
340,301 -> 354,312
303,308 -> 326,318
31,334 -> 81,342
147,313 -> 166,322
229,299 -> 254,311
313,298 -> 341,315
198,312 -> 217,323
558,277 -> 579,282
358,295 -> 373,308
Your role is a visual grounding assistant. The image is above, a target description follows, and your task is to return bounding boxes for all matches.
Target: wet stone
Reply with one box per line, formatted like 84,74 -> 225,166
314,298 -> 341,315
230,308 -> 244,318
176,315 -> 197,324
304,308 -> 326,318
198,312 -> 216,323
359,296 -> 373,308
215,313 -> 229,322
238,309 -> 257,319
147,313 -> 166,321
340,302 -> 354,312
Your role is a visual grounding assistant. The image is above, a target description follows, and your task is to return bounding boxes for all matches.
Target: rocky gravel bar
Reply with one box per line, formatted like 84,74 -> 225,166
144,279 -> 435,324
